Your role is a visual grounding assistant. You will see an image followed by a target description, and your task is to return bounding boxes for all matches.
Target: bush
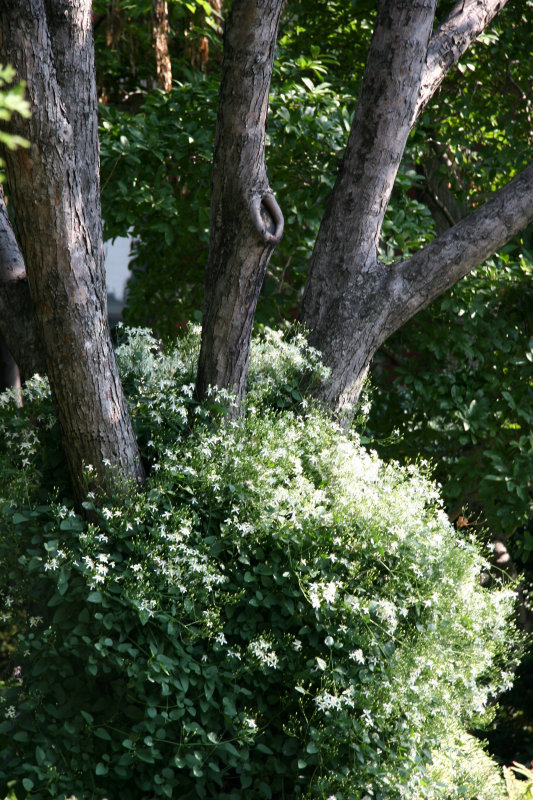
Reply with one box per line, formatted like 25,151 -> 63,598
0,328 -> 522,800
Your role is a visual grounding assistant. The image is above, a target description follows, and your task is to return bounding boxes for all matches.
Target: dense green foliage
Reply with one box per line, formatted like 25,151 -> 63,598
368,251 -> 533,555
92,0 -> 222,104
0,329 -> 521,799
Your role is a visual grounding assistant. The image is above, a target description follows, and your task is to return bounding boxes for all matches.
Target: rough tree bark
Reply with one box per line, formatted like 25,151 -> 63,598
195,0 -> 284,406
0,0 -> 144,504
299,0 -> 533,414
414,0 -> 510,121
299,0 -> 438,410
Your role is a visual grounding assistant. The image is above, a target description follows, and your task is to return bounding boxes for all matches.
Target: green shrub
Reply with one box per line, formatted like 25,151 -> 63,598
0,328 -> 522,799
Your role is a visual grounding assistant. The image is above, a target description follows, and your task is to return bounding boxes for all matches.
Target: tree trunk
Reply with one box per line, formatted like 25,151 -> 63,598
299,0 -> 531,416
195,0 -> 284,407
153,0 -> 172,91
0,0 -> 144,505
300,0 -> 438,413
0,187 -> 45,380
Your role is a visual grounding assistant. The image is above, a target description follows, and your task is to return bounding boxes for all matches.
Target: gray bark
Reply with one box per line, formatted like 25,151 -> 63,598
195,0 -> 284,407
299,0 -> 528,415
414,0 -> 509,122
0,0 -> 144,504
300,0 -> 438,412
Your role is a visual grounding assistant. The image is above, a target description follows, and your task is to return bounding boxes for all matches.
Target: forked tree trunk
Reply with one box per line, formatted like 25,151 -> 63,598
299,0 -> 533,415
300,0 -> 438,412
0,0 -> 144,505
195,0 -> 284,406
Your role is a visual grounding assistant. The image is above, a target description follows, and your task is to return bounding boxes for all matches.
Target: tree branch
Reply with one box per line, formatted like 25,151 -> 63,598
383,163 -> 533,337
413,0 -> 509,121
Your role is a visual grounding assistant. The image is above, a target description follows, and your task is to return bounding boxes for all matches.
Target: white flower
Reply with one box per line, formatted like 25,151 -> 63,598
349,649 -> 365,664
249,637 -> 279,668
315,691 -> 342,712
5,706 -> 16,718
362,708 -> 373,727
322,581 -> 337,604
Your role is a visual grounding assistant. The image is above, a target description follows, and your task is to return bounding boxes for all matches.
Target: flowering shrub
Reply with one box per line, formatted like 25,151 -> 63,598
0,328 -> 522,799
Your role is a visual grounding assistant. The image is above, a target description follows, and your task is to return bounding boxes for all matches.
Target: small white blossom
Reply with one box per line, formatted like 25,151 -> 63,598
350,649 -> 365,664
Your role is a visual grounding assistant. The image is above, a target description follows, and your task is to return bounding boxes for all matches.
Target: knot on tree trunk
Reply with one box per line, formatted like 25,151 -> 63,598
250,191 -> 284,245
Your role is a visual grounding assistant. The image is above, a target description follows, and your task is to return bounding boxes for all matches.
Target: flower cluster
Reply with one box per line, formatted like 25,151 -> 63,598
0,327 -> 522,800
